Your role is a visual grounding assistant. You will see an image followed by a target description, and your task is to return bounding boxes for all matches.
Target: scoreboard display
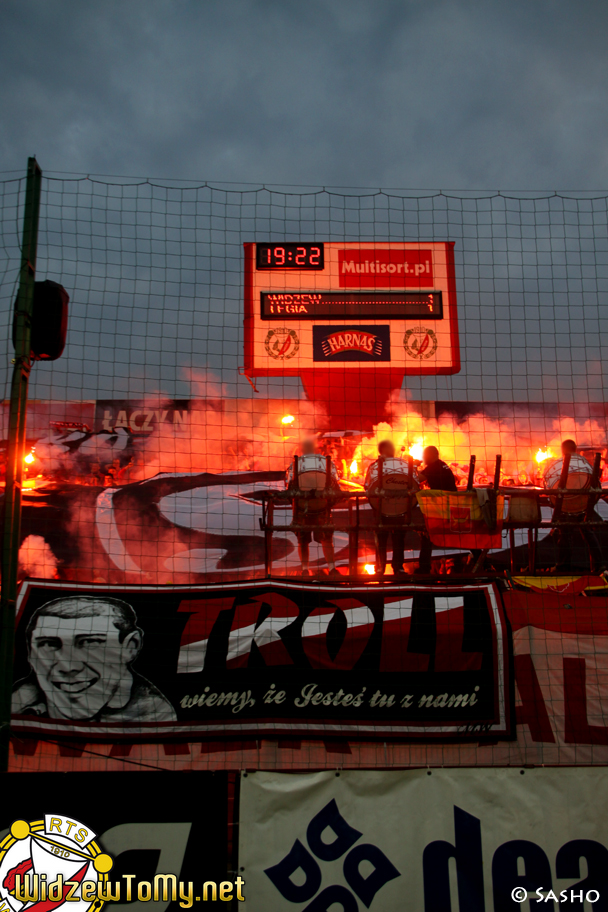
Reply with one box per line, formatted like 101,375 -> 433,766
243,241 -> 459,375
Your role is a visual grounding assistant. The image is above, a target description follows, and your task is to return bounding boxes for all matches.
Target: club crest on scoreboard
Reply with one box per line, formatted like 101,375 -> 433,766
264,328 -> 300,360
403,327 -> 438,359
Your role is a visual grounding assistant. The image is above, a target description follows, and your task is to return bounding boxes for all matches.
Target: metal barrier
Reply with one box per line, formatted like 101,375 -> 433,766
255,473 -> 608,580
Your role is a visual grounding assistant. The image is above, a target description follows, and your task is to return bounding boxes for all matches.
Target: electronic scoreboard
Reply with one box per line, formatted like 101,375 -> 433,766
243,241 -> 459,377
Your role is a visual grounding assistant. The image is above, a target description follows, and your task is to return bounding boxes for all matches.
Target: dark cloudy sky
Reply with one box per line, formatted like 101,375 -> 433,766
2,0 -> 608,190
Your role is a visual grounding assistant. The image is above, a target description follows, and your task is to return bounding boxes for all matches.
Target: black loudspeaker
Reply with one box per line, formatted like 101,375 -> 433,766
13,280 -> 69,361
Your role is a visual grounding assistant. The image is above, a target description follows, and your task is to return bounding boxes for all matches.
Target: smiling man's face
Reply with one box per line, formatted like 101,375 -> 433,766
29,609 -> 139,720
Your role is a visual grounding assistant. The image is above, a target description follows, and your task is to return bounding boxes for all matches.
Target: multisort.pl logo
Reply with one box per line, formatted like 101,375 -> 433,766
264,799 -> 400,910
338,249 -> 434,288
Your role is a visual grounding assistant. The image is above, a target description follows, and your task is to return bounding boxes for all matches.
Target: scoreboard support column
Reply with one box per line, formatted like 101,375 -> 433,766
300,368 -> 407,428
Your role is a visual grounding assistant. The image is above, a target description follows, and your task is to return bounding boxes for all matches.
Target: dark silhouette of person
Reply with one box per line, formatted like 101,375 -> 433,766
416,445 -> 458,574
365,440 -> 409,576
552,439 -> 605,574
286,439 -> 341,578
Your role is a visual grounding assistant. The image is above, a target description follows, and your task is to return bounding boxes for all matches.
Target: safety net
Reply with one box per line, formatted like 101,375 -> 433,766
1,173 -> 608,771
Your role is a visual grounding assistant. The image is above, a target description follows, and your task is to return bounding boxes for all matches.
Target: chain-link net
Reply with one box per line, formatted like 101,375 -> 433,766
2,174 -> 608,771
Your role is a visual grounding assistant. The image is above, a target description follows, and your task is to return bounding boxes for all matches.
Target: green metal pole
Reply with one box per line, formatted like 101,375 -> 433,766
0,157 -> 42,771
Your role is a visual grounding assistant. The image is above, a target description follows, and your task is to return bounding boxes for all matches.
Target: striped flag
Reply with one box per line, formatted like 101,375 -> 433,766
417,491 -> 504,549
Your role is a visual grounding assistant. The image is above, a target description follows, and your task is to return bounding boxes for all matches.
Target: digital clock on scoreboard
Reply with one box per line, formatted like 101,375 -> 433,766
256,243 -> 324,269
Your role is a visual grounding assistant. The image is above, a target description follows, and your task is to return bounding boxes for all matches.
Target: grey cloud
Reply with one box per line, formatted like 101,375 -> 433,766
1,0 -> 608,189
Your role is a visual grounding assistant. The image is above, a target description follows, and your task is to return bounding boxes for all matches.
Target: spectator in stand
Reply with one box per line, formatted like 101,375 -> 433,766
117,457 -> 133,485
418,446 -> 458,493
553,439 -> 606,574
102,458 -> 124,487
602,447 -> 608,484
364,440 -> 409,577
286,438 -> 341,578
416,445 -> 458,574
89,462 -> 103,486
106,458 -> 125,485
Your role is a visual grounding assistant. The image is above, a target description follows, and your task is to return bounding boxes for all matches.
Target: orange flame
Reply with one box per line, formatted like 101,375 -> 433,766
535,447 -> 554,465
24,453 -> 34,465
364,564 -> 376,575
281,415 -> 295,426
349,459 -> 358,475
408,438 -> 424,461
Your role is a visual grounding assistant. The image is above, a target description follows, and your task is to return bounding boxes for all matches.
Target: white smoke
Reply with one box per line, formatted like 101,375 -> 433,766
351,396 -> 608,484
136,370 -> 329,477
18,535 -> 60,579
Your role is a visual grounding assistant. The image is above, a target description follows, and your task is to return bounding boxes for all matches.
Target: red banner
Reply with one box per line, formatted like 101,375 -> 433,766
9,582 -> 608,772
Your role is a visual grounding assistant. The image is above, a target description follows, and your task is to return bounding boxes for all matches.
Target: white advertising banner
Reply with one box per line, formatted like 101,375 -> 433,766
239,768 -> 608,911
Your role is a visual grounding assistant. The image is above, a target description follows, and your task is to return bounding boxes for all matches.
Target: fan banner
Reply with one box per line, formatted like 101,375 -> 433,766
417,490 -> 505,549
238,768 -> 608,911
11,579 -> 511,741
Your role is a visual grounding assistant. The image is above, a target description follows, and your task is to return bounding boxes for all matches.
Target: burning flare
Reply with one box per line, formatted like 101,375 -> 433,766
24,452 -> 34,465
349,459 -> 358,475
281,415 -> 295,426
408,438 -> 424,461
535,447 -> 554,465
364,564 -> 376,575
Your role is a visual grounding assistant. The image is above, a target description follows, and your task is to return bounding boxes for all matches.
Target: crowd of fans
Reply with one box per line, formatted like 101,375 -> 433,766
283,437 -> 608,577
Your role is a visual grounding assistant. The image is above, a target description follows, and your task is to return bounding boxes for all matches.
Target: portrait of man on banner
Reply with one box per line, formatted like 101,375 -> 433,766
12,596 -> 176,723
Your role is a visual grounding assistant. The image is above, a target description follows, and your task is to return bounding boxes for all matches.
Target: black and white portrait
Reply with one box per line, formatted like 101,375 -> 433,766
12,596 -> 176,723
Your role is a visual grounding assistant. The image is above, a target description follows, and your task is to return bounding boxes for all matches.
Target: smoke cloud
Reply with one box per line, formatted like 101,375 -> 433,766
18,535 -> 60,579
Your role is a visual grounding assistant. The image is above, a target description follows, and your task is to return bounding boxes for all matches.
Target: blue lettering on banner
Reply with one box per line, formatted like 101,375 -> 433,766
555,840 -> 608,910
423,806 -> 608,911
492,840 -> 553,911
264,799 -> 401,908
423,807 -> 485,911
307,800 -> 362,861
263,799 -> 608,909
